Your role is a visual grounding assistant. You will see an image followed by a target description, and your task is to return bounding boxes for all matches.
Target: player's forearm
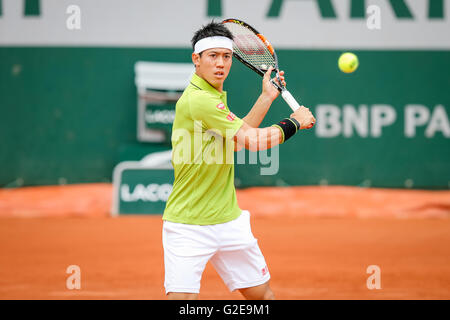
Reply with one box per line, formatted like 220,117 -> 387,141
236,126 -> 282,152
242,93 -> 274,128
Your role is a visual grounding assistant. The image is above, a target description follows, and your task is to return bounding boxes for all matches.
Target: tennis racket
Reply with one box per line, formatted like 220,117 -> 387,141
222,18 -> 301,112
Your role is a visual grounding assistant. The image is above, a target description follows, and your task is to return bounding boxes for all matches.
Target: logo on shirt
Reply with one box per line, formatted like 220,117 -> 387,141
262,266 -> 269,276
226,112 -> 236,121
216,102 -> 225,110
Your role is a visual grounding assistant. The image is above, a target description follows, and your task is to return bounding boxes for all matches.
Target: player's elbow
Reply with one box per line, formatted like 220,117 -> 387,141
234,144 -> 244,152
235,127 -> 260,152
238,134 -> 259,152
235,138 -> 259,152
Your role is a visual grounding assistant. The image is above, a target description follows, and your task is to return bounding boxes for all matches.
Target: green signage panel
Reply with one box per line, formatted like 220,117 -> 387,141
113,166 -> 174,215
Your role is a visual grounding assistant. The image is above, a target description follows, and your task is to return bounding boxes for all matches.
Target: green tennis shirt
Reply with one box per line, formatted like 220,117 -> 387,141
162,73 -> 244,225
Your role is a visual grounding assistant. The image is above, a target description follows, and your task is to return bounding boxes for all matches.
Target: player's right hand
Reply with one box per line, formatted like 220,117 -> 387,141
262,66 -> 285,101
291,106 -> 316,129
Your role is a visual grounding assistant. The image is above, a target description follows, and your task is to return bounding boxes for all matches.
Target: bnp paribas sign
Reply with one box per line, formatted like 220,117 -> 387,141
0,0 -> 449,49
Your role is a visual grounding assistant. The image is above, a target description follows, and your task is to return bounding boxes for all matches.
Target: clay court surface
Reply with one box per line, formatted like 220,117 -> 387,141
0,184 -> 449,300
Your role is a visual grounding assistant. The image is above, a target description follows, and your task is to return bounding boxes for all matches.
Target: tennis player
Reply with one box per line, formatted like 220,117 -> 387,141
162,22 -> 315,300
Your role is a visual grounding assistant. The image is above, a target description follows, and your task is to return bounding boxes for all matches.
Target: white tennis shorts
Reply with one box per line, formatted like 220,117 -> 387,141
162,210 -> 270,294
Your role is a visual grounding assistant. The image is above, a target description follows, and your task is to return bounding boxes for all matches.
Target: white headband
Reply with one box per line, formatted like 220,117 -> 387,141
194,36 -> 234,54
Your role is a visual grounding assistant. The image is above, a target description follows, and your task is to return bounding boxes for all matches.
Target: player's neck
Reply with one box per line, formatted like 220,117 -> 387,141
195,71 -> 224,93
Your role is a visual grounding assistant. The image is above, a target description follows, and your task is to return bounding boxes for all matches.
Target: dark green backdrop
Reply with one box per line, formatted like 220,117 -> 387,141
1,47 -> 449,188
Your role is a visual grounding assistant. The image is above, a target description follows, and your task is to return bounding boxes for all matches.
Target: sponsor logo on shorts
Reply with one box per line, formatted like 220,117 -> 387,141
216,102 -> 225,110
226,112 -> 236,121
262,265 -> 269,276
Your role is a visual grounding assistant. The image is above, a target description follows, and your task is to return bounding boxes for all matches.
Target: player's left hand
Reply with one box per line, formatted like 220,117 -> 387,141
262,66 -> 285,101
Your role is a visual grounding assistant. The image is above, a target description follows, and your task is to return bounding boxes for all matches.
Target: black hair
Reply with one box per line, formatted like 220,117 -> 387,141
191,21 -> 234,52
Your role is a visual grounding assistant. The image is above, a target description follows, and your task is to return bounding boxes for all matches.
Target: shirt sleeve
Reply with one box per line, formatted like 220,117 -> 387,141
189,91 -> 243,139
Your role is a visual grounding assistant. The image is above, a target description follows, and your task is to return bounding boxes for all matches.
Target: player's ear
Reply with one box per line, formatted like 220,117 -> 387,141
192,52 -> 200,68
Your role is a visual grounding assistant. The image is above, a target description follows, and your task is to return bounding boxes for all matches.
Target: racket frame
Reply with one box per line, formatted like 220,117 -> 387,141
222,18 -> 302,111
222,18 -> 283,92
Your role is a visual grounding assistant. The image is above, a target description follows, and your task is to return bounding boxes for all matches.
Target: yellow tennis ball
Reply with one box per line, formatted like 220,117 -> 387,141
338,52 -> 359,73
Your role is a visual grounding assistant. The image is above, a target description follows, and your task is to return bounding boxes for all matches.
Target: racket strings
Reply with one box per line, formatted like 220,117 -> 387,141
224,23 -> 276,71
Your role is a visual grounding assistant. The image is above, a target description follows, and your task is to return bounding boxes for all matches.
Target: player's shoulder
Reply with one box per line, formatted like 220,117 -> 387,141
187,88 -> 222,113
188,87 -> 220,103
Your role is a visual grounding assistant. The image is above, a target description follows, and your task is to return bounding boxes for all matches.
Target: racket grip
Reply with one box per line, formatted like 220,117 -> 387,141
281,90 -> 301,111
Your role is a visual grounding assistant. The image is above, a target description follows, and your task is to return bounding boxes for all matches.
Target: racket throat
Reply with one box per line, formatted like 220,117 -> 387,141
281,90 -> 301,111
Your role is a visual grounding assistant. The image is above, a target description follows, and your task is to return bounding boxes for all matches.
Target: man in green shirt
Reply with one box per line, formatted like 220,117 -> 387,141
163,22 -> 315,300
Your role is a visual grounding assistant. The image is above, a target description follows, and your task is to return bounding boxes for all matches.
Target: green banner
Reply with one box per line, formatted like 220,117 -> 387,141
0,48 -> 448,189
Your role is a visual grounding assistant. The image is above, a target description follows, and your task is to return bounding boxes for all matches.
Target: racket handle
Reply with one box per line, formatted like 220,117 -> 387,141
281,89 -> 301,111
